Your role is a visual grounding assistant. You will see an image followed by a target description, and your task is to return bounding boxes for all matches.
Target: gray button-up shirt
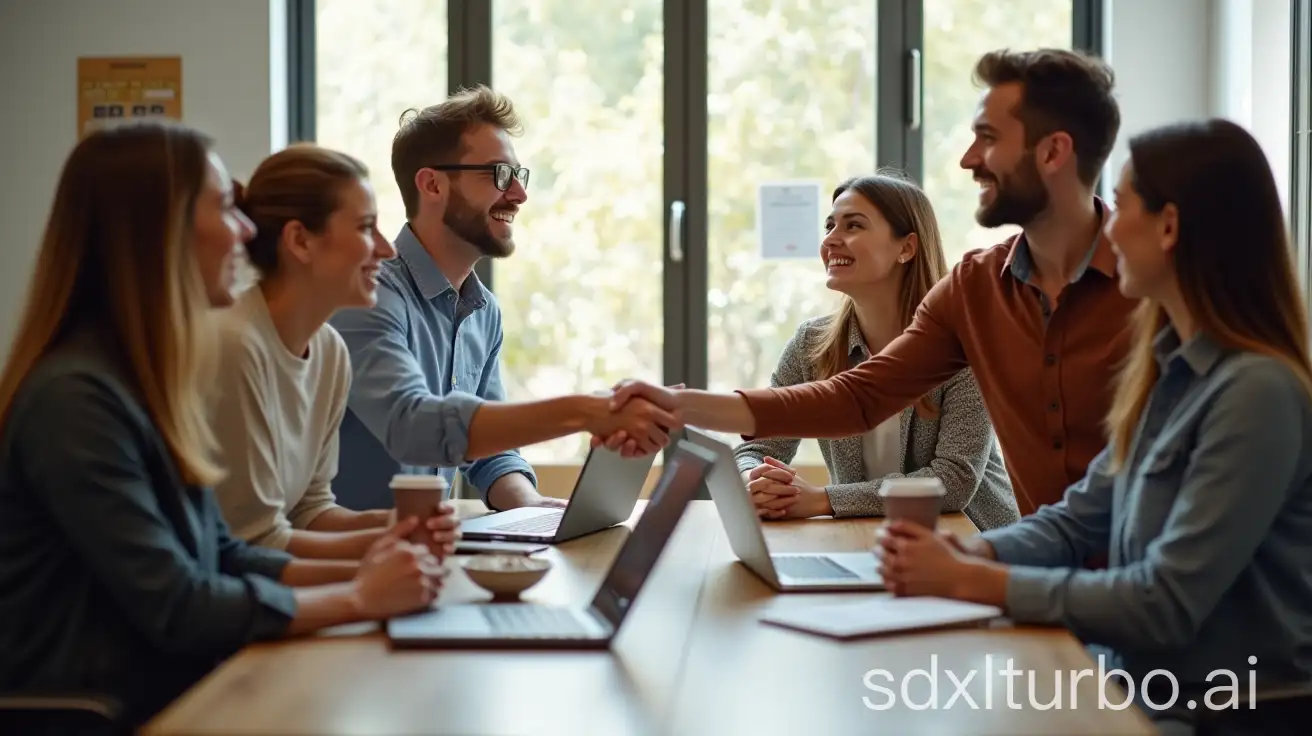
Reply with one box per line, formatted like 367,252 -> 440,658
980,327 -> 1312,690
330,225 -> 536,509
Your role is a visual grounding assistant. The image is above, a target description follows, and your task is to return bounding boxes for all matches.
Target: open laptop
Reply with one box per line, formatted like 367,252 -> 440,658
387,440 -> 716,649
685,428 -> 885,592
459,446 -> 656,544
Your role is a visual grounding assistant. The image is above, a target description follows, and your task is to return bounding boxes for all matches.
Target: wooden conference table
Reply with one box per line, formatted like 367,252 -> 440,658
144,501 -> 1156,735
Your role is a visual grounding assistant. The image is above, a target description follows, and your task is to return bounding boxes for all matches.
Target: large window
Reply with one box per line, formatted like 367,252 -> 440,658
314,0 -> 447,245
703,1 -> 878,464
922,0 -> 1074,262
490,1 -> 665,463
306,0 -> 1093,474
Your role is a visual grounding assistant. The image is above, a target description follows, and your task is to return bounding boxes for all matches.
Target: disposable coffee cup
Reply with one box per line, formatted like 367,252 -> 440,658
879,477 -> 945,530
390,474 -> 448,547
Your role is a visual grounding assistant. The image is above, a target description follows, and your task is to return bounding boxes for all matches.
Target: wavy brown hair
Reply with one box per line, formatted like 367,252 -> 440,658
0,120 -> 223,486
1106,118 -> 1312,468
808,173 -> 950,417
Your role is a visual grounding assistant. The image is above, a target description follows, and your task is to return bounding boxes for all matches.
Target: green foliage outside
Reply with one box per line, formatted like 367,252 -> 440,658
317,0 -> 1071,465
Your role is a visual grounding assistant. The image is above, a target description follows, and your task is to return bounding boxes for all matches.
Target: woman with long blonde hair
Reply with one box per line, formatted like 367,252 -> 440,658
877,119 -> 1312,729
734,174 -> 1018,530
0,121 -> 442,726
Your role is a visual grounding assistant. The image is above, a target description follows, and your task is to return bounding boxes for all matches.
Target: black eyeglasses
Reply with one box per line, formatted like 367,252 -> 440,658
428,163 -> 529,192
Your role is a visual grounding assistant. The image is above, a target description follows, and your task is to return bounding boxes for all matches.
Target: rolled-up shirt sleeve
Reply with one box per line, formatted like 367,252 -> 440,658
15,373 -> 296,655
460,323 -> 538,501
332,282 -> 485,467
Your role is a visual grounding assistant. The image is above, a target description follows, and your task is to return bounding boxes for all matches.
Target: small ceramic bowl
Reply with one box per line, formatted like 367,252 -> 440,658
461,554 -> 551,600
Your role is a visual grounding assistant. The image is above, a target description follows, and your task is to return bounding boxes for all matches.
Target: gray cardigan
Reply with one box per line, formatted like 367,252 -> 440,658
0,329 -> 297,726
734,315 -> 1020,530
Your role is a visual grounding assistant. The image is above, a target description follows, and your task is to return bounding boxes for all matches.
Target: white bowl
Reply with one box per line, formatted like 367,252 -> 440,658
461,555 -> 551,599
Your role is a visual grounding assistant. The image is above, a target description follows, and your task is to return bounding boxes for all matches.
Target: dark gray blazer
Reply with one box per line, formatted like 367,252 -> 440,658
0,329 -> 297,726
734,315 -> 1020,530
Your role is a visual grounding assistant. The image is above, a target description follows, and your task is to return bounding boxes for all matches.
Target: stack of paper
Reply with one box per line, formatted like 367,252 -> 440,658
760,596 -> 1003,640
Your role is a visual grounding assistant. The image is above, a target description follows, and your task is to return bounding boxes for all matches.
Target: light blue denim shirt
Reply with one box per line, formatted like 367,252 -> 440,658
329,224 -> 537,509
979,327 -> 1312,692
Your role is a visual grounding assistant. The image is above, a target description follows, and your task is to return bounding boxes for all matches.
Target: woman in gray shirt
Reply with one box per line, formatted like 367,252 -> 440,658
878,119 -> 1312,731
735,174 -> 1018,531
0,120 -> 444,726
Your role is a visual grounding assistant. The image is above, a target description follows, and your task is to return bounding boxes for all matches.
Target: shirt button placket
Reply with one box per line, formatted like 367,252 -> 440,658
1042,316 -> 1065,455
449,292 -> 460,390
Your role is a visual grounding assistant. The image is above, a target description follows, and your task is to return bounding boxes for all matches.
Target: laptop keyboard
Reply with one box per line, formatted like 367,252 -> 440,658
772,555 -> 861,580
481,606 -> 593,638
489,510 -> 564,534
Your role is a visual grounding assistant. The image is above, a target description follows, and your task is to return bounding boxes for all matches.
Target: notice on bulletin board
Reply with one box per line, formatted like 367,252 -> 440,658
77,56 -> 182,135
757,180 -> 823,260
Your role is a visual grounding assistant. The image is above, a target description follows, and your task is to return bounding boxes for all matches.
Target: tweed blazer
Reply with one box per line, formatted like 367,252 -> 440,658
734,314 -> 1020,531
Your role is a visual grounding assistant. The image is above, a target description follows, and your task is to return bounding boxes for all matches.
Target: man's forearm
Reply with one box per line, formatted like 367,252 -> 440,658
679,390 -> 757,435
284,528 -> 386,560
308,507 -> 391,532
280,558 -> 359,587
487,471 -> 541,511
466,395 -> 609,460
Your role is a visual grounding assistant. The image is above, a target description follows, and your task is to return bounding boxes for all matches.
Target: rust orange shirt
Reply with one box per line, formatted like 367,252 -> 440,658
738,209 -> 1137,517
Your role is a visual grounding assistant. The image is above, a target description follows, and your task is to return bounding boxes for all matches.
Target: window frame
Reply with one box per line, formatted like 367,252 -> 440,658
290,0 -> 1103,496
1293,0 -> 1311,305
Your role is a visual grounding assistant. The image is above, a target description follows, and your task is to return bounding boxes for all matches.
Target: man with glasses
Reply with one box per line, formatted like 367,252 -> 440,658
329,86 -> 678,511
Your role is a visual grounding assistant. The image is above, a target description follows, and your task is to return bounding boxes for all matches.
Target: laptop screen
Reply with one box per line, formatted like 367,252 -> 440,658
589,441 -> 715,627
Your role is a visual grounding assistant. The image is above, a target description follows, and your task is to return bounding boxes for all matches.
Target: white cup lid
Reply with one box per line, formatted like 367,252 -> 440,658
390,474 -> 447,490
878,477 -> 946,497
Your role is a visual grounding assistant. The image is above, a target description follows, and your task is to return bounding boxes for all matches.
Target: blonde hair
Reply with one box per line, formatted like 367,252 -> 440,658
238,143 -> 370,275
809,173 -> 950,417
0,119 -> 223,486
1106,119 -> 1312,469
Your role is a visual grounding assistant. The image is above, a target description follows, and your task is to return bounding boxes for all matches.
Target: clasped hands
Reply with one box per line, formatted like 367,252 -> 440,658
874,520 -> 1000,602
741,457 -> 831,520
354,504 -> 461,618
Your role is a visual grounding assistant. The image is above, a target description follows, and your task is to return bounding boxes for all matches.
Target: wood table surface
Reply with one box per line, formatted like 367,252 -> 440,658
143,501 -> 1157,736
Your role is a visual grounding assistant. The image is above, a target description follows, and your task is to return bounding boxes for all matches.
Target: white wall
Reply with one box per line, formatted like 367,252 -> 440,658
0,0 -> 285,355
1105,0 -> 1292,208
1103,0 -> 1213,184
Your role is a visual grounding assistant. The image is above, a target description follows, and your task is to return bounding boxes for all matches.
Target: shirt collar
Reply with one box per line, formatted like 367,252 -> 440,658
394,223 -> 489,309
845,313 -> 870,359
1001,197 -> 1119,283
1153,325 -> 1226,376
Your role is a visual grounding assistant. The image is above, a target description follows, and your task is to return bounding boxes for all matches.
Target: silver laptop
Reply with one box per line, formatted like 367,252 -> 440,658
685,428 -> 885,592
386,440 -> 716,649
459,446 -> 656,544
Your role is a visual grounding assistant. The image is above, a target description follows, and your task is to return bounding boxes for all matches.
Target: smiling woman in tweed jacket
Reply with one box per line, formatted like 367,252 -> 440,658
734,174 -> 1019,531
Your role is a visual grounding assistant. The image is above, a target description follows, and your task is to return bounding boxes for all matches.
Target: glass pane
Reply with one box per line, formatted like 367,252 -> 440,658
314,0 -> 447,244
922,0 -> 1072,263
706,0 -> 878,467
493,1 -> 664,464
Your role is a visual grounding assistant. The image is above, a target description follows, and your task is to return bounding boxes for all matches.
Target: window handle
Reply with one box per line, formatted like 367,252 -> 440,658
668,200 -> 686,263
907,48 -> 923,131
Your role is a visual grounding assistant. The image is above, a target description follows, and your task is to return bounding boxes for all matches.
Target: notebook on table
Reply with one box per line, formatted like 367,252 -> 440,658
759,596 -> 1003,640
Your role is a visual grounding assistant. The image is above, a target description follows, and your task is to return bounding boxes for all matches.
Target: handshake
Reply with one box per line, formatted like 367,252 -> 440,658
585,379 -> 686,457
